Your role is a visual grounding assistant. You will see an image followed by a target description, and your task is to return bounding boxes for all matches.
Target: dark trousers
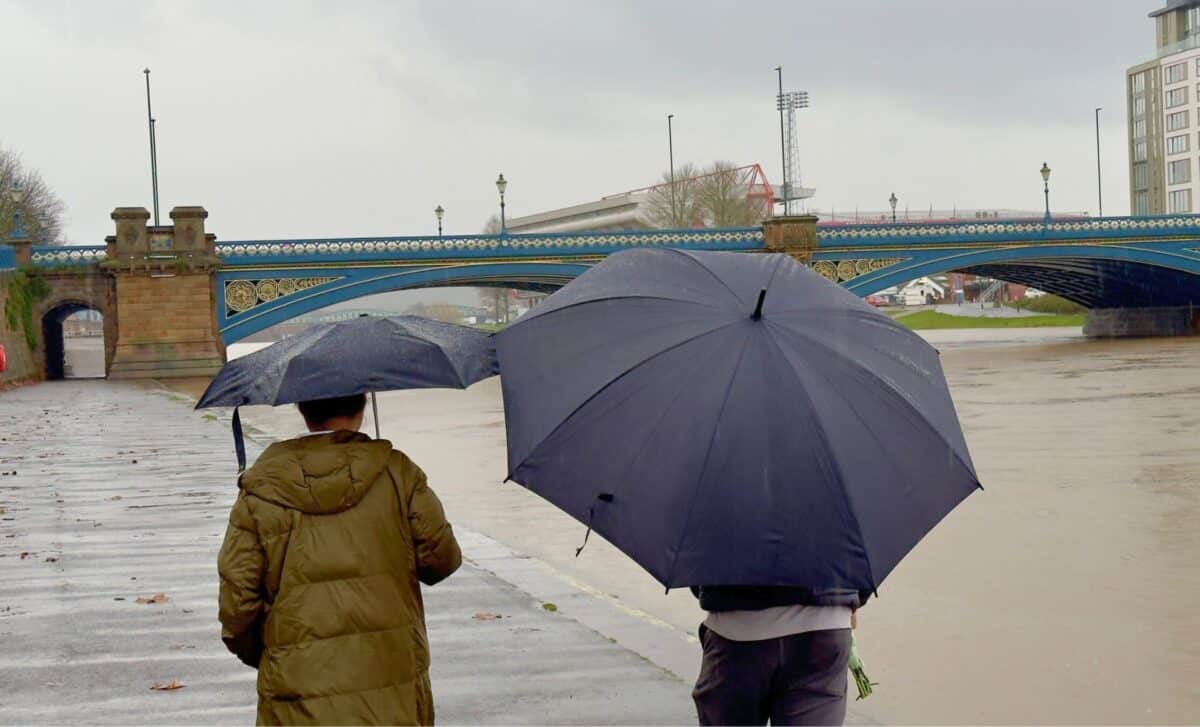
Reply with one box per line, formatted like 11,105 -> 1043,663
693,625 -> 851,726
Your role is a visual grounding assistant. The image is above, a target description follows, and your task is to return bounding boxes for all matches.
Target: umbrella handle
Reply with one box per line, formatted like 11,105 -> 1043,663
371,392 -> 380,439
233,407 -> 247,473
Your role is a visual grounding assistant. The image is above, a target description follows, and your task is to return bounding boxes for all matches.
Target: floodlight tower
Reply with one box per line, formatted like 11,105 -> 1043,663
775,88 -> 814,214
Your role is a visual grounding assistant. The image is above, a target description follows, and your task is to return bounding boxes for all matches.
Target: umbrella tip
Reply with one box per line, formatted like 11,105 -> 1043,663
751,289 -> 767,320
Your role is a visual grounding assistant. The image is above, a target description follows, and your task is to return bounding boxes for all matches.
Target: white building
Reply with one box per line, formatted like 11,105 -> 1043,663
1127,1 -> 1200,215
899,277 -> 945,306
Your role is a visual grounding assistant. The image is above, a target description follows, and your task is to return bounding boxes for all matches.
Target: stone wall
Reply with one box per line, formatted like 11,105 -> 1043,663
0,271 -> 41,384
107,273 -> 224,377
1084,306 -> 1200,337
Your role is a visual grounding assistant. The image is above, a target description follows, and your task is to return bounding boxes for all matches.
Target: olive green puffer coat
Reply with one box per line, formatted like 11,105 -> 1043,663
217,431 -> 462,726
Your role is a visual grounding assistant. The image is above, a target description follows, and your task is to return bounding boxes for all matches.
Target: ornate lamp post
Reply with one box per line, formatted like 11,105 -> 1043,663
495,173 -> 508,234
8,181 -> 26,240
888,192 -> 898,223
434,204 -> 444,237
1040,162 -> 1052,223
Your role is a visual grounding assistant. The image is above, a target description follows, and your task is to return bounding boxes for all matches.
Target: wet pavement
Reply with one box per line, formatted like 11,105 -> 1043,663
0,380 -> 696,725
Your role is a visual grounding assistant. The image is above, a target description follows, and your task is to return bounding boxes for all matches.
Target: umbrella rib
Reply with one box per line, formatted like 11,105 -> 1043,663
504,318 -> 744,481
513,293 -> 724,329
668,248 -> 755,306
272,322 -> 341,405
662,330 -> 752,588
758,329 -> 879,589
766,321 -> 977,480
767,307 -> 938,354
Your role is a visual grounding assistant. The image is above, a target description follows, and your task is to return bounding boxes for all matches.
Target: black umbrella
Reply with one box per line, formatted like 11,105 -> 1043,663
197,314 -> 497,469
494,248 -> 980,591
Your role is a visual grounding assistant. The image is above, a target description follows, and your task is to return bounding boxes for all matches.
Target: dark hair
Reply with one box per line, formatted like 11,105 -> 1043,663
297,394 -> 367,427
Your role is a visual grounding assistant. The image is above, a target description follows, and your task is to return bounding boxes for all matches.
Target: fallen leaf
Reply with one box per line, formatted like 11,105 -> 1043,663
169,644 -> 196,651
44,556 -> 58,563
472,612 -> 502,621
19,552 -> 30,560
149,679 -> 185,691
0,507 -> 6,514
542,602 -> 559,612
136,593 -> 169,605
109,496 -> 122,501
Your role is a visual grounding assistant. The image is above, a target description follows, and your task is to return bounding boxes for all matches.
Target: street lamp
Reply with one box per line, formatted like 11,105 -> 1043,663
888,192 -> 898,223
434,204 -> 444,237
1040,162 -> 1052,223
667,114 -> 677,226
495,173 -> 508,234
8,180 -> 26,240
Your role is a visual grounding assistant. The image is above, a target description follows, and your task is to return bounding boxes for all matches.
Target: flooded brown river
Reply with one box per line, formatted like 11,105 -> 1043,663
231,327 -> 1200,724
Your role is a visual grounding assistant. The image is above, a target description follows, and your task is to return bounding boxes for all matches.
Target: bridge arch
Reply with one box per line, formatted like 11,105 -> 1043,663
38,299 -> 106,380
841,244 -> 1200,308
218,261 -> 590,344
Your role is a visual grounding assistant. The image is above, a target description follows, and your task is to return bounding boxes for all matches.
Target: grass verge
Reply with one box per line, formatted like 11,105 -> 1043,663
895,311 -> 1085,330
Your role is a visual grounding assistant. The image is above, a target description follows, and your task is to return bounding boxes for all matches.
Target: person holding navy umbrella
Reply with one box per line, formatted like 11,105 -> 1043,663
202,314 -> 496,724
494,248 -> 981,725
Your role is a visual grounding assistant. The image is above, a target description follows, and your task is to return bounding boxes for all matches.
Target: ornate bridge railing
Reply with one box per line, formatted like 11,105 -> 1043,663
28,245 -> 108,267
816,214 -> 1200,246
215,228 -> 765,266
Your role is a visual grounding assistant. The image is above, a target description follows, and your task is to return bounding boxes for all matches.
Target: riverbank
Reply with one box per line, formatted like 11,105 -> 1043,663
896,310 -> 1085,329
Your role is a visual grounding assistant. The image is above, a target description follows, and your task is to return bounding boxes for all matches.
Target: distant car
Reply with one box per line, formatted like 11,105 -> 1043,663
865,295 -> 887,307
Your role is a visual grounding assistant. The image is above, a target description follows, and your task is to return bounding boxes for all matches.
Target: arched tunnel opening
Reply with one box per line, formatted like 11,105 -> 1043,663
958,257 -> 1200,309
42,303 -> 106,380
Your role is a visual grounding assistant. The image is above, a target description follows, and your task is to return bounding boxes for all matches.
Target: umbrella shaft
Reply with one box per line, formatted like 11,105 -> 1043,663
371,392 -> 380,439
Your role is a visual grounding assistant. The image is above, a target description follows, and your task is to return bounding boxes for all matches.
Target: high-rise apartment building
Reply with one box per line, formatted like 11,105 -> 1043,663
1128,1 -> 1200,215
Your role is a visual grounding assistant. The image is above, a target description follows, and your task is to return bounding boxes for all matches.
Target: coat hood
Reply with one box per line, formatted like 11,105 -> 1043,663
240,431 -> 393,514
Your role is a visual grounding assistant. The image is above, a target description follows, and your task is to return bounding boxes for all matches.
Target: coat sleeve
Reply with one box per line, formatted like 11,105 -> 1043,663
402,461 -> 462,586
217,494 -> 266,668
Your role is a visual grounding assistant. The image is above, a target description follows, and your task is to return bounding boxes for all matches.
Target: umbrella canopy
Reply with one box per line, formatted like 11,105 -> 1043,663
494,248 -> 980,591
197,314 -> 497,409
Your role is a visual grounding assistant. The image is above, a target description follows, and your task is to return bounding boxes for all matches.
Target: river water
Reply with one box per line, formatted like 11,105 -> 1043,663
230,327 -> 1200,724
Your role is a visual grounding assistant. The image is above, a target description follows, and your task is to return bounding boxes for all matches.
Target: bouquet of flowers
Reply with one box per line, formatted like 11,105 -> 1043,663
848,633 -> 876,700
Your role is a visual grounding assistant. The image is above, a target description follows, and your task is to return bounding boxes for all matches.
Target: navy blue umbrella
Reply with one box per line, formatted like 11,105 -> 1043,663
197,314 -> 497,469
494,249 -> 980,591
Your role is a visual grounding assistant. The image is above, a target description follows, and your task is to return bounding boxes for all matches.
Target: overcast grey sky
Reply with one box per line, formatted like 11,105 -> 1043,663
1,1 -> 1163,245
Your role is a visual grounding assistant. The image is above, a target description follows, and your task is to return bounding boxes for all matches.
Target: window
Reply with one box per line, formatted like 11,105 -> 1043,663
1132,72 -> 1145,94
1169,189 -> 1192,212
1167,110 -> 1190,131
1134,118 -> 1147,138
1135,191 -> 1150,216
1167,62 -> 1188,84
1167,87 -> 1189,108
1169,159 -> 1192,185
1134,96 -> 1146,116
1134,140 -> 1148,162
1169,134 -> 1191,154
1133,162 -> 1149,189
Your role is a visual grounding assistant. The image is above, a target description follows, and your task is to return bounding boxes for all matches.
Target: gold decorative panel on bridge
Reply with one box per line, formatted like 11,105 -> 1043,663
810,258 -> 907,282
223,277 -> 342,315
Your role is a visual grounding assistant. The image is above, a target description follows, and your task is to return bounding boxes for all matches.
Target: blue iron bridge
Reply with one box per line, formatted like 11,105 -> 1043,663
26,215 -> 1200,344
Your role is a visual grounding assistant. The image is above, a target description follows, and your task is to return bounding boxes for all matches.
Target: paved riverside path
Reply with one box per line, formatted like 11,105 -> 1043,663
0,380 -> 694,725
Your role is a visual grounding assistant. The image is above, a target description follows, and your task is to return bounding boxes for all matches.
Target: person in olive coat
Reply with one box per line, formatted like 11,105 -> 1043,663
218,393 -> 462,725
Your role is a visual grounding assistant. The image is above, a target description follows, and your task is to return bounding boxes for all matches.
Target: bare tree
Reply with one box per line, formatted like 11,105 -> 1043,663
695,160 -> 768,226
482,214 -> 502,235
643,161 -> 765,229
643,162 -> 700,228
0,144 -> 66,245
477,287 -> 512,325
